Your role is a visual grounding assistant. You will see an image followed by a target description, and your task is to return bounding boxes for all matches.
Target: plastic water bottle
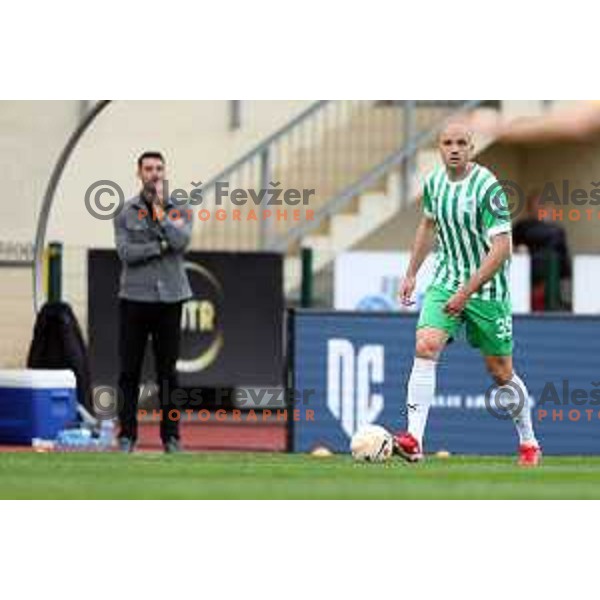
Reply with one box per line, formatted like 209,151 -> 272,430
98,419 -> 115,451
55,428 -> 93,451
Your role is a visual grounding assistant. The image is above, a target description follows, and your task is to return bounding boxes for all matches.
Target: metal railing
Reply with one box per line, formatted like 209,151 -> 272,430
193,100 -> 328,250
274,99 -> 485,250
194,100 -> 484,252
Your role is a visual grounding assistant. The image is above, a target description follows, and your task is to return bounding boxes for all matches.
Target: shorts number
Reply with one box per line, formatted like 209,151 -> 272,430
495,316 -> 512,340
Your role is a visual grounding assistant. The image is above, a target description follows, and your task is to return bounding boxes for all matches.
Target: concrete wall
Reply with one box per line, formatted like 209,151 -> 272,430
0,101 -> 82,241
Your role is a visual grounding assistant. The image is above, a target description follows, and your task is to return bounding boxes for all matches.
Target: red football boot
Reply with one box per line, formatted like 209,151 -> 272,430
394,432 -> 424,463
518,442 -> 542,467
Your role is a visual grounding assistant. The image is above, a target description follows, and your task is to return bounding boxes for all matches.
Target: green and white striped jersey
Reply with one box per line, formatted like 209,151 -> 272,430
422,162 -> 512,302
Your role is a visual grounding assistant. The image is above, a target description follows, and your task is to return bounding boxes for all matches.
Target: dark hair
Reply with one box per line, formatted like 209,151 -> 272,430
137,151 -> 165,169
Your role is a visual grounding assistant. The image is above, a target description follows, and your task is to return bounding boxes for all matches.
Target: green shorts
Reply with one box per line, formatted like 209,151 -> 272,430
417,285 -> 513,356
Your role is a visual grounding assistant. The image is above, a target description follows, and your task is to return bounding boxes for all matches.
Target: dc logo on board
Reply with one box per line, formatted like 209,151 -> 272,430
326,339 -> 384,437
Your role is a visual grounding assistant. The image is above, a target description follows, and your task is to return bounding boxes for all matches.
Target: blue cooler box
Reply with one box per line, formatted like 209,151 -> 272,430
0,370 -> 78,444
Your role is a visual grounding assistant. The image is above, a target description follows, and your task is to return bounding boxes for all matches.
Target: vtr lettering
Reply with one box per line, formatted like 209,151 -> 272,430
181,300 -> 215,333
326,339 -> 384,437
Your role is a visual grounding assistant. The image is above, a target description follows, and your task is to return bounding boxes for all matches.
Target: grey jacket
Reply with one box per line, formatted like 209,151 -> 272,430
114,195 -> 193,302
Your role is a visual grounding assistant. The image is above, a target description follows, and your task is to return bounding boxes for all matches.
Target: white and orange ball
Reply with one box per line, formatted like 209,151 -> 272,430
350,425 -> 394,463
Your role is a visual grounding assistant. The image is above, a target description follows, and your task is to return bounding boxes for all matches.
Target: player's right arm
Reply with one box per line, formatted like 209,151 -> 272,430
470,102 -> 600,143
399,185 -> 436,306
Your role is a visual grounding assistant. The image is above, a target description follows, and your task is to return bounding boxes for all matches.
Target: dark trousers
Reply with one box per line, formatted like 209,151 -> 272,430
117,299 -> 183,443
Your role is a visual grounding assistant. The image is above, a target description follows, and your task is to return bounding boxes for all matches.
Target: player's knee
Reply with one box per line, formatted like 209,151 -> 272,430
487,360 -> 512,386
415,337 -> 443,360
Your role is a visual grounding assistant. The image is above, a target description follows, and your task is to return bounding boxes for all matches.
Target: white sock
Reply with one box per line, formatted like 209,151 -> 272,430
406,357 -> 436,447
494,372 -> 538,445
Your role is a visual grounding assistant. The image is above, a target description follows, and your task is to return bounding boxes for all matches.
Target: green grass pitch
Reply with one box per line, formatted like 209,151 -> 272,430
1,452 -> 599,499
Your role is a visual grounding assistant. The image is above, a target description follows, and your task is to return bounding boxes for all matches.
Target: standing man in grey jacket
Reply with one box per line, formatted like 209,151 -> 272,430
113,151 -> 193,453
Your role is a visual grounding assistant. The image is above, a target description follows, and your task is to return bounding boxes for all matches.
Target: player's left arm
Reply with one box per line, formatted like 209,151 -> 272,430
445,234 -> 511,315
445,178 -> 512,315
463,232 -> 511,295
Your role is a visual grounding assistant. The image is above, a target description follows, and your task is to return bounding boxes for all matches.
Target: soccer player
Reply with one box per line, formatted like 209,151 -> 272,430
395,122 -> 541,466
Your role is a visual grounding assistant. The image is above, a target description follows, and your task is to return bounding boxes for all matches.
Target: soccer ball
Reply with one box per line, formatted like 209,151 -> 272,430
350,425 -> 394,463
